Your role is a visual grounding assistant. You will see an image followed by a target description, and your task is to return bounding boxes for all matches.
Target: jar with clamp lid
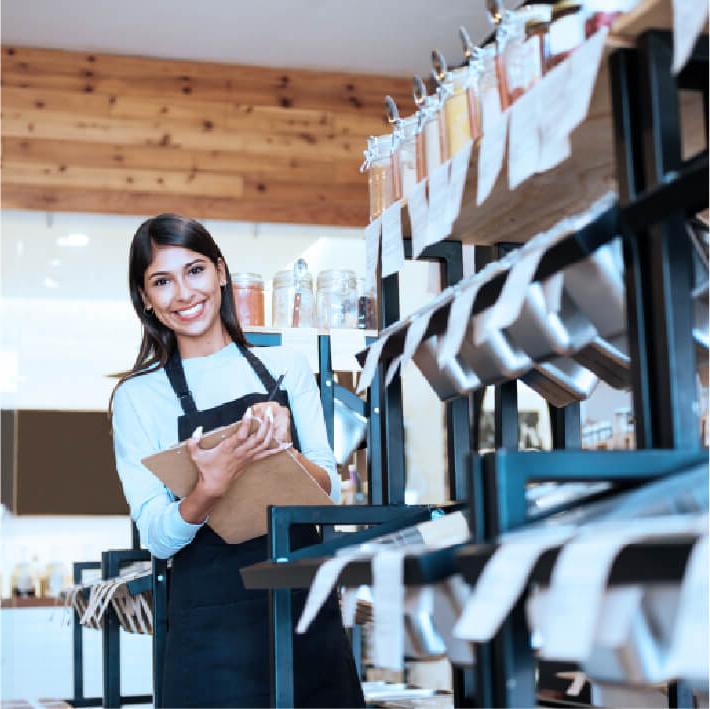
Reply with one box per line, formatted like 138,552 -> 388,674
500,4 -> 551,102
272,259 -> 315,328
316,269 -> 358,329
433,51 -> 472,158
363,134 -> 401,221
231,272 -> 265,327
396,114 -> 422,201
478,45 -> 504,128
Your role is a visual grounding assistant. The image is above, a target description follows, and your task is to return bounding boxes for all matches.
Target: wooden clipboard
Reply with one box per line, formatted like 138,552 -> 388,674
141,416 -> 333,544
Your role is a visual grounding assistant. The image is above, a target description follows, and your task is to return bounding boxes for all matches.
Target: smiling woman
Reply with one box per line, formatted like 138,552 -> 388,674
108,214 -> 364,708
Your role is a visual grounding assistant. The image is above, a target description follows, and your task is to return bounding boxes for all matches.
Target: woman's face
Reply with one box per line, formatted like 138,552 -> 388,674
141,244 -> 228,355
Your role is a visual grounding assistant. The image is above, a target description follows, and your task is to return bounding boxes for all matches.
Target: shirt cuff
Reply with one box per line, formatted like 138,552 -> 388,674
169,499 -> 206,541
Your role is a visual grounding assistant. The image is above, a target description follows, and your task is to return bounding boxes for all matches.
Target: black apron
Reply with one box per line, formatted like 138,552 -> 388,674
161,343 -> 365,708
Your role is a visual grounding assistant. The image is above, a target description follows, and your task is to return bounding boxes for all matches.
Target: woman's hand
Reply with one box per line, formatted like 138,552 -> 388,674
250,402 -> 292,445
187,410 -> 282,501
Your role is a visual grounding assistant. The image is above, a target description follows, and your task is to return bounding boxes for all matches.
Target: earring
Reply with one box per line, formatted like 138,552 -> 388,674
144,304 -> 153,315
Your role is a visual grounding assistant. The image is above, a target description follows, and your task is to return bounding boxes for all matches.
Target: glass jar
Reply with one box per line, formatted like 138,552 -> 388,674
356,278 -> 377,330
364,134 -> 400,221
272,259 -> 315,328
397,115 -> 421,201
316,269 -> 358,329
548,1 -> 586,69
443,69 -> 474,156
479,45 -> 503,128
455,61 -> 483,144
231,272 -> 264,327
420,96 -> 448,179
497,5 -> 550,105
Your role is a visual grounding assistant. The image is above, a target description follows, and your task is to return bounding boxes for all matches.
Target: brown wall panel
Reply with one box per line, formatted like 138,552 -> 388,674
1,46 -> 411,226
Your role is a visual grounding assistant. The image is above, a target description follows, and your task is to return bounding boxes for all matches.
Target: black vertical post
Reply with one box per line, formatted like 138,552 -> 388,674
152,558 -> 169,708
130,521 -> 140,550
378,270 -> 406,504
268,509 -> 295,709
318,335 -> 335,449
549,403 -> 581,450
367,339 -> 385,505
101,552 -> 121,709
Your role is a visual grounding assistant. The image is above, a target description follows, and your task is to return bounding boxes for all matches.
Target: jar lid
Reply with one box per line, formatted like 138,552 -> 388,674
366,134 -> 396,157
317,269 -> 357,290
516,3 -> 553,23
398,114 -> 420,139
273,269 -> 313,289
231,272 -> 264,287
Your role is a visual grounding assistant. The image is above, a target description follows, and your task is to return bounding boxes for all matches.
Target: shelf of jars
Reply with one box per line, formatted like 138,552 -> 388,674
363,0 -> 707,254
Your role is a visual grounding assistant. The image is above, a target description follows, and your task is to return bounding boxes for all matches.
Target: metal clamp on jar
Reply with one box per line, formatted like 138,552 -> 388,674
272,259 -> 315,328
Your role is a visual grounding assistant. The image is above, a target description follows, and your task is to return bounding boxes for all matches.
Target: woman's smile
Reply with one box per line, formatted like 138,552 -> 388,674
175,300 -> 206,320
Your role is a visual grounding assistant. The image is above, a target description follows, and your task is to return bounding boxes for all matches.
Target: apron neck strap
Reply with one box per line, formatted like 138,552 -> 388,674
165,351 -> 198,415
165,342 -> 278,416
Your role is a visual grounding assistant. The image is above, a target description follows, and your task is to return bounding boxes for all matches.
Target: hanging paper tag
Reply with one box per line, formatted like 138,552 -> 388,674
386,307 -> 436,387
448,141 -> 473,225
538,134 -> 572,172
372,548 -> 406,670
437,282 -> 480,367
477,110 -> 509,206
408,180 -> 430,259
508,88 -> 541,190
427,161 -> 452,246
672,0 -> 709,74
565,28 -> 608,134
364,217 -> 381,292
381,202 -> 404,278
356,334 -> 389,394
454,526 -> 575,642
665,535 -> 709,680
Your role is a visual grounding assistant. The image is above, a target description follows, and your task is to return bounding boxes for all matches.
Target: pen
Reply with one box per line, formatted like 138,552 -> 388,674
266,373 -> 285,402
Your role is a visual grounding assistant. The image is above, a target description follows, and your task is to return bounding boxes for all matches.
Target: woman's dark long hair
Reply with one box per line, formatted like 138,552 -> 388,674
110,213 -> 247,413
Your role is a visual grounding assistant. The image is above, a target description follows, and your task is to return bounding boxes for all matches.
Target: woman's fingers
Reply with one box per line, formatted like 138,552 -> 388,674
252,444 -> 289,462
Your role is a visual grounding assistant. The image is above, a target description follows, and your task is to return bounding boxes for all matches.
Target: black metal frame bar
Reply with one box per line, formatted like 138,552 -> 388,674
264,503 -> 444,708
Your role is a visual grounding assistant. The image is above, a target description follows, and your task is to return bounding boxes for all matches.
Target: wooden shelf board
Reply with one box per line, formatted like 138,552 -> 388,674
609,0 -> 673,45
0,596 -> 63,608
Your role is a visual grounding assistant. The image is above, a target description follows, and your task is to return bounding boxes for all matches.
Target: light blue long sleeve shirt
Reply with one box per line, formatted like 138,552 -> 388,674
111,343 -> 339,558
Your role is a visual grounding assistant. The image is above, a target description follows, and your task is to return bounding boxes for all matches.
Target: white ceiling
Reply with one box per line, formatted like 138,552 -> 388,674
0,0 -> 519,76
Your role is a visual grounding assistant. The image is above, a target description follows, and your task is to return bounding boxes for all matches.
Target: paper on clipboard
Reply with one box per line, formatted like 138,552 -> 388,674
142,415 -> 333,544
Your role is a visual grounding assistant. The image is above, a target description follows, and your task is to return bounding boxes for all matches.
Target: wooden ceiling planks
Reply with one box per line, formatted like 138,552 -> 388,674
1,45 -> 412,225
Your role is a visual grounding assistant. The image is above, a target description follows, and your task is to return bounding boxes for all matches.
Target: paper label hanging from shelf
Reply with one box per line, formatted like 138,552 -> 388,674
538,134 -> 572,172
408,180 -> 430,259
665,534 -> 709,680
540,516 -> 705,662
436,281 -> 483,367
381,202 -> 405,278
447,141 -> 474,226
356,334 -> 389,394
385,307 -> 437,386
281,327 -> 319,372
565,28 -> 608,134
477,110 -> 509,206
453,526 -> 575,642
330,329 -> 366,372
372,548 -> 406,670
508,88 -> 541,190
364,217 -> 381,292
427,161 -> 452,246
672,0 -> 709,74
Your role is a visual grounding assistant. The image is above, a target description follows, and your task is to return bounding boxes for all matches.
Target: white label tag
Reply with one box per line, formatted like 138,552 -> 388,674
454,527 -> 575,642
536,60 -> 571,153
330,329 -> 366,372
381,202 -> 404,278
672,0 -> 709,74
408,179 -> 430,259
427,161 -> 452,246
477,110 -> 509,206
356,334 -> 389,393
508,88 -> 541,190
538,134 -> 572,172
565,28 -> 608,134
373,548 -> 406,670
448,141 -> 473,225
364,217 -> 381,292
281,328 -> 319,372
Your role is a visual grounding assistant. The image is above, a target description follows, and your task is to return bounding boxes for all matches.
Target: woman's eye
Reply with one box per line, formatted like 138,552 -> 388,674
188,265 -> 205,276
153,278 -> 169,287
